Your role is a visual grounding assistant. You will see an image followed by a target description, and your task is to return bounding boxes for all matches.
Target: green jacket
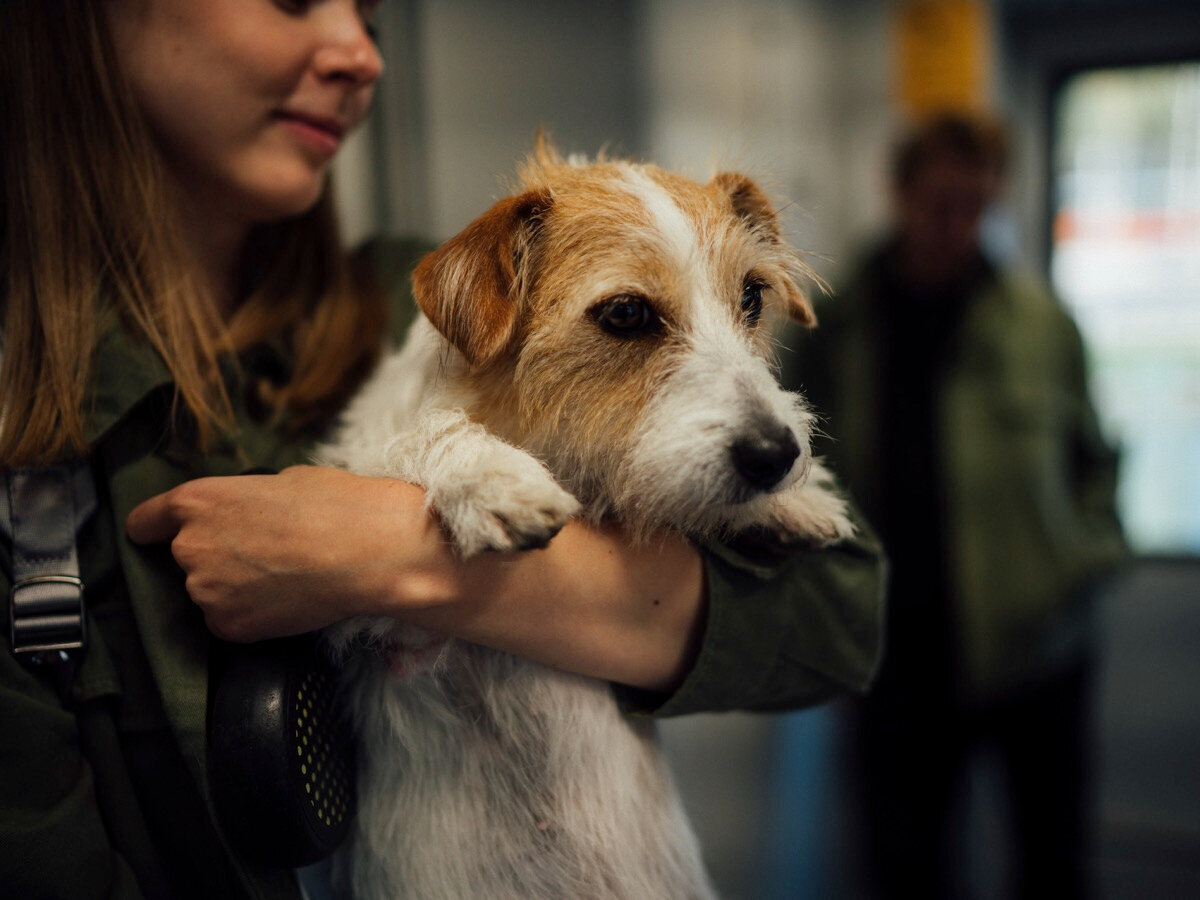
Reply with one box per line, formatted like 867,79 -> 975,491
782,245 -> 1126,700
1,238 -> 884,899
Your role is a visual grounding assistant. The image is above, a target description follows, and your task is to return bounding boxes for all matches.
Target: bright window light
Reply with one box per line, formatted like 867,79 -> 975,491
1051,62 -> 1200,555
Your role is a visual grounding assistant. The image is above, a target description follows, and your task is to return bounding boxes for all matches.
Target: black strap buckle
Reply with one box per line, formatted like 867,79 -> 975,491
10,573 -> 86,663
4,463 -> 94,667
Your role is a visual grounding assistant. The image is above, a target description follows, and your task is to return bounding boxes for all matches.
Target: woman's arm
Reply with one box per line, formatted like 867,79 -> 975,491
125,465 -> 706,692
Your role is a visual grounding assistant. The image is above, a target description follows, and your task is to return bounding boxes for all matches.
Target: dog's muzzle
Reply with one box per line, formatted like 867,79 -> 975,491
731,421 -> 801,491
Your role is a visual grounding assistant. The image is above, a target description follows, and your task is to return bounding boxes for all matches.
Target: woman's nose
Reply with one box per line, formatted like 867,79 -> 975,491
314,15 -> 384,85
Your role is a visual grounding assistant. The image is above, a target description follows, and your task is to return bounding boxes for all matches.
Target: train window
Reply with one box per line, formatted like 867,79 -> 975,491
1051,61 -> 1200,555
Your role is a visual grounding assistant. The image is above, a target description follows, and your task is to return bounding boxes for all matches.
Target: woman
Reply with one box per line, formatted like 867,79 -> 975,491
0,2 -> 884,898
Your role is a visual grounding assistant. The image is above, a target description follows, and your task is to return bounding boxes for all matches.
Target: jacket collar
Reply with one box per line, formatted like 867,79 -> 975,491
84,318 -> 175,449
83,318 -> 301,455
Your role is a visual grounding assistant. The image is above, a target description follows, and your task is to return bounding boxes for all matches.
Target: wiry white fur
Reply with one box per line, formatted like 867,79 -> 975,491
317,155 -> 855,900
618,164 -> 699,275
328,646 -> 711,900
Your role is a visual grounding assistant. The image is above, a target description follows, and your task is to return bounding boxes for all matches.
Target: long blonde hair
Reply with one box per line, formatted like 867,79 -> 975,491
0,0 -> 384,466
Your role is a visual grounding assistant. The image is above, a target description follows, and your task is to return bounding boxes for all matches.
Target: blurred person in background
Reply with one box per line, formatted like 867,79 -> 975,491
781,111 -> 1127,899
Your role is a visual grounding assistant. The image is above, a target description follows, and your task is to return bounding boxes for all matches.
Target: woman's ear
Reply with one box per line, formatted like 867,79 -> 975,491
411,190 -> 551,367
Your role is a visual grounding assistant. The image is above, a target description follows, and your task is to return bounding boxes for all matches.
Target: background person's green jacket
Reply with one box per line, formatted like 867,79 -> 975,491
782,247 -> 1127,701
1,238 -> 885,899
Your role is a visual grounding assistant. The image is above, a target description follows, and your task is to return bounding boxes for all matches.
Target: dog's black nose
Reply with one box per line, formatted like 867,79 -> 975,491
731,426 -> 801,491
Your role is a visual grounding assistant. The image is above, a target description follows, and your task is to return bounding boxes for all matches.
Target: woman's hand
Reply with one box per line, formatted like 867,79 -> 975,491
126,466 -> 454,639
126,466 -> 706,692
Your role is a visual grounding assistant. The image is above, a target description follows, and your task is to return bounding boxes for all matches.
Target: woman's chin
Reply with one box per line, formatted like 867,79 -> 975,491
245,181 -> 328,224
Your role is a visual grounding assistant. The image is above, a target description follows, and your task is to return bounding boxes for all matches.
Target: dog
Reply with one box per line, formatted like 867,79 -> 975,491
318,140 -> 854,900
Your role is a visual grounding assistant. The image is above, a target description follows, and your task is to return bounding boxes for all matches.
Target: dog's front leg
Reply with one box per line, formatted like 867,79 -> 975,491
728,460 -> 855,547
380,407 -> 582,557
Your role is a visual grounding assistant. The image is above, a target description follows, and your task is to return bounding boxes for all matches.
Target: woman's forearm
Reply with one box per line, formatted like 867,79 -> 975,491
400,521 -> 707,693
126,466 -> 707,692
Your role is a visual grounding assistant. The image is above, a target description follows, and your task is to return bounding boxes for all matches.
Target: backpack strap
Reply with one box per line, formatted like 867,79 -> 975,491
1,462 -> 96,665
1,462 -> 179,894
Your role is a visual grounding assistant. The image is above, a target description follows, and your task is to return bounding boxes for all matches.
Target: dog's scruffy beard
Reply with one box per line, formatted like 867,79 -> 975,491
509,332 -> 817,543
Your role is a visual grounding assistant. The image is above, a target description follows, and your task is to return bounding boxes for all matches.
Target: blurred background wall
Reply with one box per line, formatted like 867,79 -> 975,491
333,1 -> 1200,896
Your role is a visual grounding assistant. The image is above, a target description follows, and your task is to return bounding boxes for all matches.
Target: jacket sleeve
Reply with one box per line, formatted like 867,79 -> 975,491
619,504 -> 886,717
1059,308 -> 1128,573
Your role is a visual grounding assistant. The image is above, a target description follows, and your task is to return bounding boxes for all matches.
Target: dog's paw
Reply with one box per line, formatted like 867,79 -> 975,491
765,463 -> 855,547
770,488 -> 854,546
432,446 -> 582,556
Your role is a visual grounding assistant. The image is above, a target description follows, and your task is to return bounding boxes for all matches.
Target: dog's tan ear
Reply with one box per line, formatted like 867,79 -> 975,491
782,282 -> 819,329
711,172 -> 783,240
412,190 -> 551,367
711,172 -> 818,328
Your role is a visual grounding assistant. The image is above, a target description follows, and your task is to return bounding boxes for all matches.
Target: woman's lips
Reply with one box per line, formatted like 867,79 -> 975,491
275,111 -> 346,157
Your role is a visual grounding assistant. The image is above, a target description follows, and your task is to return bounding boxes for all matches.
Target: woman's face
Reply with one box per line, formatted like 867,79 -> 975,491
106,0 -> 383,226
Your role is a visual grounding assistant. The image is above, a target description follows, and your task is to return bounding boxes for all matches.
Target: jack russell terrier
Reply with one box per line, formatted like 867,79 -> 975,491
319,139 -> 853,900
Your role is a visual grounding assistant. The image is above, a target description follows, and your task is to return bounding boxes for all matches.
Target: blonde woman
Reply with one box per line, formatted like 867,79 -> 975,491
0,2 -> 884,898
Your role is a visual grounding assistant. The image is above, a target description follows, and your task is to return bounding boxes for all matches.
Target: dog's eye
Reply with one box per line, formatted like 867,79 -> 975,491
592,295 -> 659,337
741,279 -> 766,325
